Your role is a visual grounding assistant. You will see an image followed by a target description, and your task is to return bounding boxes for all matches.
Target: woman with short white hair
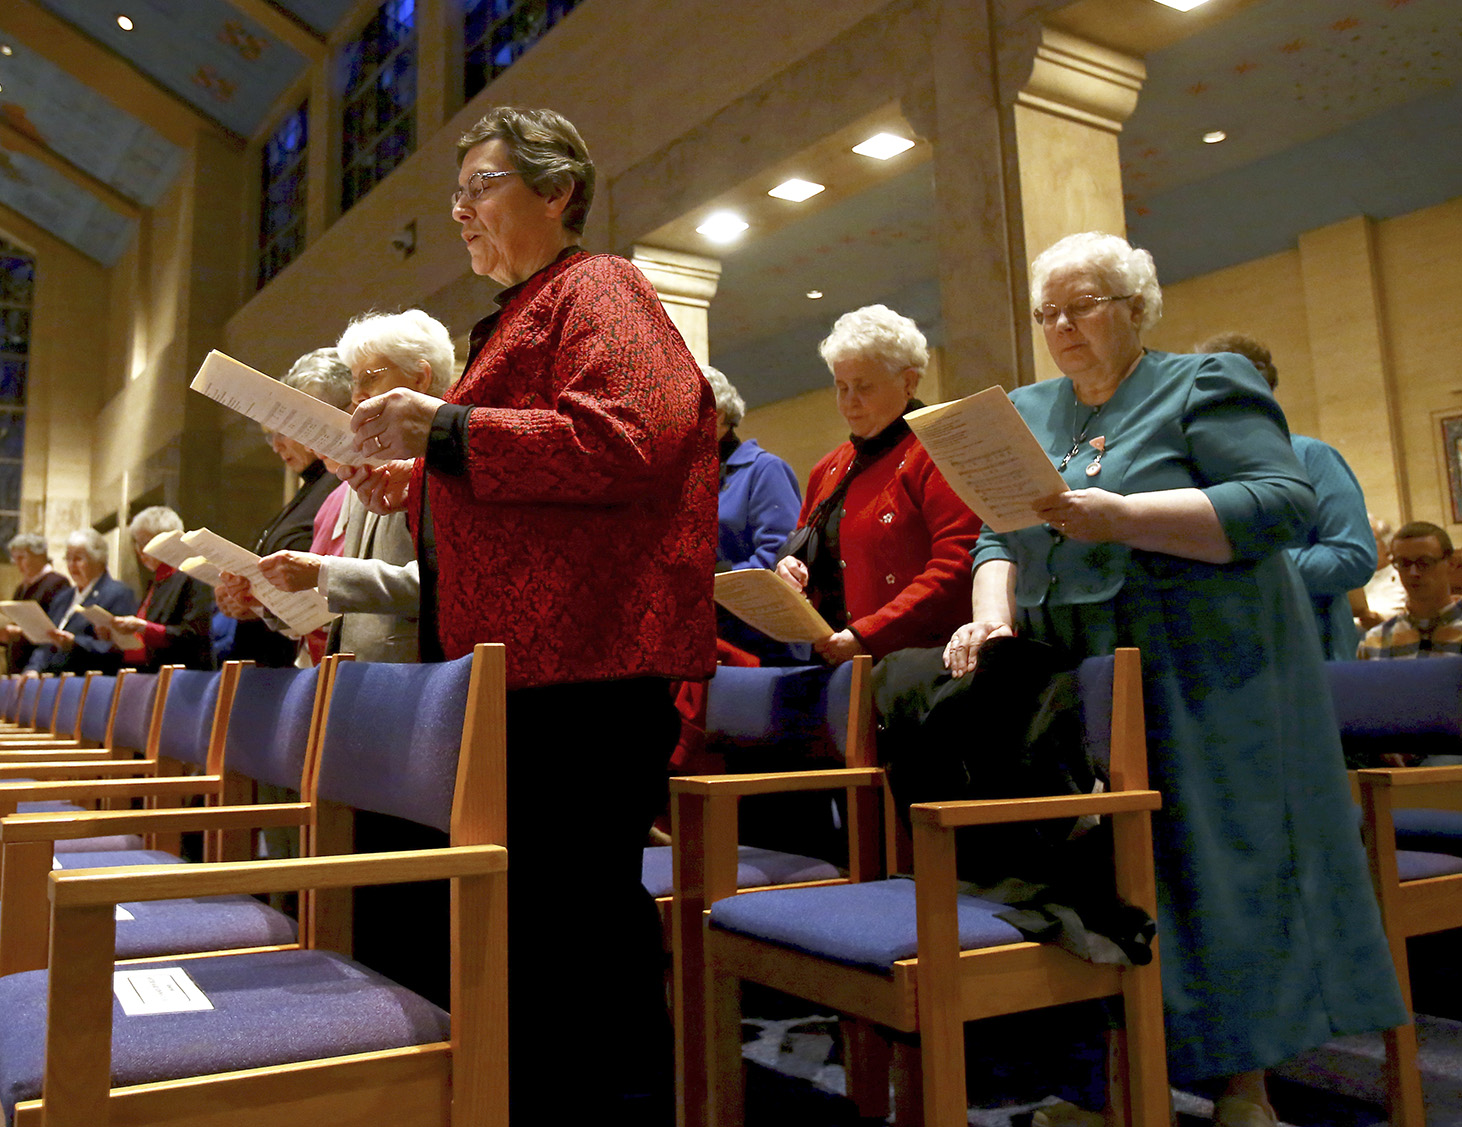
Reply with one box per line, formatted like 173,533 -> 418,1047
101,506 -> 213,671
4,532 -> 70,672
774,304 -> 982,663
27,528 -> 138,673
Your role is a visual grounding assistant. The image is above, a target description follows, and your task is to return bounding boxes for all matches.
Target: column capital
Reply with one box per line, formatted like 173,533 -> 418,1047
1017,27 -> 1145,135
630,245 -> 722,308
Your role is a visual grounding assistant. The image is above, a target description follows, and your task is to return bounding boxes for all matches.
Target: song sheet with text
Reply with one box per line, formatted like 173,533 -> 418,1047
189,350 -> 388,468
0,600 -> 57,645
145,532 -> 223,587
75,604 -> 144,651
905,388 -> 1066,532
180,528 -> 336,636
713,569 -> 834,644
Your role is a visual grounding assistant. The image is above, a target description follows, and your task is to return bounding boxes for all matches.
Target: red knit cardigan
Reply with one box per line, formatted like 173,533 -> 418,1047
409,252 -> 718,689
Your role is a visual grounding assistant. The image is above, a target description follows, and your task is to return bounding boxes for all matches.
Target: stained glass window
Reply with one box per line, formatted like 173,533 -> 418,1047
341,0 -> 418,213
258,102 -> 308,289
0,239 -> 30,547
463,0 -> 583,102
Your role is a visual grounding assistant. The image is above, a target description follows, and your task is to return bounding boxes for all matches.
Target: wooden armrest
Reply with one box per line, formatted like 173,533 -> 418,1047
909,789 -> 1162,829
0,802 -> 311,843
0,748 -> 109,762
668,767 -> 883,798
1355,764 -> 1462,789
0,776 -> 219,804
0,760 -> 158,780
51,845 -> 508,906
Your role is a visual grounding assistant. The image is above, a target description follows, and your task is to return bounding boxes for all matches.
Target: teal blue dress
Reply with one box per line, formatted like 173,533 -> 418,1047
971,350 -> 1405,1082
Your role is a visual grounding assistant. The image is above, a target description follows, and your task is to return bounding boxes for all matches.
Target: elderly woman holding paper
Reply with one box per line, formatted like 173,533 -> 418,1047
27,530 -> 138,674
773,304 -> 981,665
940,231 -> 1403,1127
216,348 -> 352,667
100,506 -> 213,672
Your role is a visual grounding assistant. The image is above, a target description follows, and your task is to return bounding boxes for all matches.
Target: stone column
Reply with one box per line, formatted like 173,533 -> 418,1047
1298,216 -> 1407,522
630,246 -> 722,364
1013,27 -> 1145,384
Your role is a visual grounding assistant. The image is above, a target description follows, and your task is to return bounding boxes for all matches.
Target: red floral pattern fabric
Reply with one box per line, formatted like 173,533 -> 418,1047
411,251 -> 718,689
799,431 -> 982,658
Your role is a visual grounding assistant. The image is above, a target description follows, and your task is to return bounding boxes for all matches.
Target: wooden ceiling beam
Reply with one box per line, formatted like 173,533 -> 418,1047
0,0 -> 234,147
223,0 -> 327,64
0,119 -> 142,220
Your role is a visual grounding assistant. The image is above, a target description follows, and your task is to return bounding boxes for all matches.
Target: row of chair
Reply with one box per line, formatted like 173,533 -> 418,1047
0,647 -> 508,1126
0,651 -> 1458,1125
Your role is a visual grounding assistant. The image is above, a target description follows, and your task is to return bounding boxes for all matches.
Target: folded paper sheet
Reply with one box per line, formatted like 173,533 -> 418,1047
144,532 -> 223,587
75,604 -> 144,650
0,600 -> 57,645
713,569 -> 834,643
190,350 -> 388,468
905,388 -> 1067,532
180,528 -> 336,636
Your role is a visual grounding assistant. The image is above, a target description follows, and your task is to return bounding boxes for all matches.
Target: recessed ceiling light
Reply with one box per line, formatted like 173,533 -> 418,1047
116,14 -> 135,31
768,178 -> 825,203
806,290 -> 823,300
1202,130 -> 1227,144
0,44 -> 12,56
852,132 -> 914,160
695,211 -> 749,243
1151,0 -> 1212,10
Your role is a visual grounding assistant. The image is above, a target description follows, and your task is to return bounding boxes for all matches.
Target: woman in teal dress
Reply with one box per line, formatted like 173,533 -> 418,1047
943,232 -> 1405,1127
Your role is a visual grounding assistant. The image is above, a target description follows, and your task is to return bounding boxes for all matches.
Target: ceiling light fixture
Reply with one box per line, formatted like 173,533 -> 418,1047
1151,0 -> 1212,10
695,211 -> 749,243
116,14 -> 135,31
852,132 -> 914,160
1202,130 -> 1227,144
768,178 -> 825,203
0,45 -> 12,56
806,290 -> 823,300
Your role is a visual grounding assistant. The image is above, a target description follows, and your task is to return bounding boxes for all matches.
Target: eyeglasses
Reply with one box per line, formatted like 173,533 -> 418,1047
351,364 -> 394,397
451,169 -> 518,207
1033,294 -> 1134,326
1393,555 -> 1450,572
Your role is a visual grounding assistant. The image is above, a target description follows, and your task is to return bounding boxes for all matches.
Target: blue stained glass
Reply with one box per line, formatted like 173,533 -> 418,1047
0,361 -> 26,405
341,0 -> 418,213
0,412 -> 22,461
258,102 -> 310,289
0,464 -> 21,512
0,310 -> 28,355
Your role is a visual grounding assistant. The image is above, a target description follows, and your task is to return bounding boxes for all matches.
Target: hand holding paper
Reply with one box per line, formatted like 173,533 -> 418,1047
75,604 -> 144,650
181,528 -> 336,636
713,569 -> 834,644
0,600 -> 59,646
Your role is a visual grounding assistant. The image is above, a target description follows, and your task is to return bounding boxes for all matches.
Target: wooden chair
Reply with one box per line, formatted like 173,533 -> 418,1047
0,644 -> 508,1127
1327,657 -> 1462,1127
672,647 -> 1167,1127
645,658 -> 878,922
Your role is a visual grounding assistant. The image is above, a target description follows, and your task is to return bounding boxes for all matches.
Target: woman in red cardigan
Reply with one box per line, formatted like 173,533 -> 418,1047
775,304 -> 983,662
339,106 -> 715,1125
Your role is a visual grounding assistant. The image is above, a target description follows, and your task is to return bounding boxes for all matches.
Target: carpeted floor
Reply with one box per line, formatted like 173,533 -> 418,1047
739,1011 -> 1462,1126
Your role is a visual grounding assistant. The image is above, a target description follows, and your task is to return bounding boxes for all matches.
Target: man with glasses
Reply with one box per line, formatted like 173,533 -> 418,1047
1357,520 -> 1462,658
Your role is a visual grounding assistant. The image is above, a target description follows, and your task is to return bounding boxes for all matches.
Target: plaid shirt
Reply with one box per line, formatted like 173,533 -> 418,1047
1357,598 -> 1462,659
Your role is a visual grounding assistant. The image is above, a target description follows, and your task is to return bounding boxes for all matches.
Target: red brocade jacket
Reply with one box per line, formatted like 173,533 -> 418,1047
408,251 -> 718,689
799,431 -> 982,659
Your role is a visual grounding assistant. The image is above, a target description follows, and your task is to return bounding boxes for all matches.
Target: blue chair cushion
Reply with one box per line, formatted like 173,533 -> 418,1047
708,878 -> 1025,973
16,801 -> 82,814
1396,850 -> 1462,880
0,948 -> 451,1122
1394,808 -> 1462,857
50,852 -> 297,958
52,834 -> 146,853
640,845 -> 840,898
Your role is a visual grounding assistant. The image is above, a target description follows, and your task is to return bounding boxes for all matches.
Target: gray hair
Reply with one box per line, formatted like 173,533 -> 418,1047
336,310 -> 457,396
65,529 -> 107,564
282,348 -> 352,410
1030,232 -> 1163,332
129,505 -> 183,542
7,533 -> 47,558
700,365 -> 745,428
818,305 -> 929,377
457,106 -> 596,235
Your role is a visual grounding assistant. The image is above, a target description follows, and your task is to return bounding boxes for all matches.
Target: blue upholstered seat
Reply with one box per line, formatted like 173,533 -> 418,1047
708,878 -> 1025,974
641,844 -> 839,898
76,675 -> 119,745
1394,807 -> 1462,856
1395,849 -> 1462,881
0,949 -> 449,1123
704,663 -> 854,762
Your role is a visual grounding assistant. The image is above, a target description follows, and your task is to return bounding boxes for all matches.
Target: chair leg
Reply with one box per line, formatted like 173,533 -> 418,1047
1383,1022 -> 1425,1127
706,965 -> 745,1127
1117,961 -> 1170,1127
842,1017 -> 891,1119
890,1038 -> 924,1125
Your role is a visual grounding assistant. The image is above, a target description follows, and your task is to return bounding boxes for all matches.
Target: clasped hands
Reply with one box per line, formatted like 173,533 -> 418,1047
335,388 -> 443,515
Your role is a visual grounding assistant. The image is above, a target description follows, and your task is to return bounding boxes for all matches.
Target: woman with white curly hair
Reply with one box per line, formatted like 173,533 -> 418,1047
943,231 -> 1404,1127
774,304 -> 982,664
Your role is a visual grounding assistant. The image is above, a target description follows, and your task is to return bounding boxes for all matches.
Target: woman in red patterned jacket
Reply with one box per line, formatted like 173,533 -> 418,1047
340,107 -> 717,1124
775,304 -> 983,663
